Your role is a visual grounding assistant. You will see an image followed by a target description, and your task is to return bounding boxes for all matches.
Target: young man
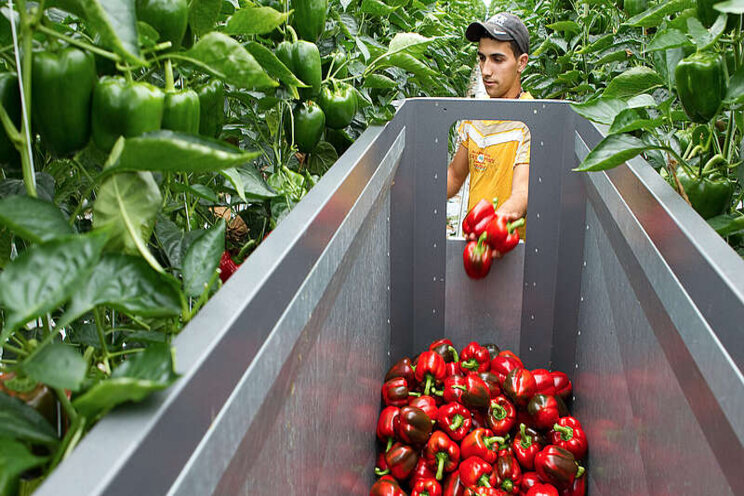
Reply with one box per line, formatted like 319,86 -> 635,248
447,13 -> 531,240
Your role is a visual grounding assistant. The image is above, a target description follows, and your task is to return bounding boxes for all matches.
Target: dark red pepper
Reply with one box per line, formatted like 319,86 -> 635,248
219,250 -> 240,282
411,456 -> 437,484
527,394 -> 560,430
520,472 -> 541,494
527,484 -> 560,496
438,374 -> 467,404
455,374 -> 491,411
486,396 -> 516,436
442,471 -> 468,496
470,409 -> 487,430
409,394 -> 439,422
534,446 -> 583,490
459,456 -> 494,489
494,453 -> 522,494
377,406 -> 400,452
384,442 -> 419,481
502,367 -> 537,407
370,475 -> 407,496
437,402 -> 472,441
386,356 -> 417,386
415,351 -> 446,396
460,428 -> 505,464
551,372 -> 572,401
423,431 -> 461,481
476,371 -> 501,399
383,377 -> 413,407
482,343 -> 501,359
462,198 -> 497,237
512,423 -> 542,470
486,215 -> 525,256
490,355 -> 522,384
376,452 -> 390,476
396,405 -> 433,447
459,341 -> 491,373
474,488 -> 509,496
531,369 -> 557,397
550,417 -> 588,461
430,338 -> 459,363
411,477 -> 443,496
559,471 -> 585,496
463,233 -> 493,279
445,362 -> 460,378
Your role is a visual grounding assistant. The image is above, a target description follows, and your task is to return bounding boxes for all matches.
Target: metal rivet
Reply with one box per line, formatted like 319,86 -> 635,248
535,248 -> 539,253
529,346 -> 533,351
435,102 -> 439,107
533,282 -> 536,287
530,315 -> 535,320
536,213 -> 540,219
434,173 -> 438,180
538,177 -> 542,183
435,137 -> 439,143
577,330 -> 581,335
433,277 -> 437,281
387,319 -> 391,324
540,141 -> 544,146
432,308 -> 436,314
533,109 -> 538,114
583,261 -> 587,267
433,243 -> 437,248
434,209 -> 437,214
580,296 -> 584,302
575,364 -> 579,369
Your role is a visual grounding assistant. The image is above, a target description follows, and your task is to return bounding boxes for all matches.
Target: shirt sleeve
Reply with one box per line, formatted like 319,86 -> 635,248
514,124 -> 531,167
457,120 -> 469,148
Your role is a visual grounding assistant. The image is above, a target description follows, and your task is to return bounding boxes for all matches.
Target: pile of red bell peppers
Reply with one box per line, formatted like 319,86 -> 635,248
371,340 -> 588,496
462,199 -> 525,279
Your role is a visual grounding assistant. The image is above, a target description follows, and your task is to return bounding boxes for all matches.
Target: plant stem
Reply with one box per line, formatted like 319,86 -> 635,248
165,58 -> 175,92
36,24 -> 120,62
108,348 -> 145,358
13,0 -> 37,197
92,307 -> 112,375
53,386 -> 78,423
2,342 -> 27,356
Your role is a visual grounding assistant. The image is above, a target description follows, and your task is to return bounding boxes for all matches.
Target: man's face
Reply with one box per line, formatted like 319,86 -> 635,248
477,37 -> 528,99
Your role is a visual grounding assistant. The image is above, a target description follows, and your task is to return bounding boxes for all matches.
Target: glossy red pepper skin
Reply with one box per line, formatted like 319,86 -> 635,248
494,453 -> 522,494
370,475 -> 407,496
527,394 -> 561,430
476,371 -> 501,399
559,472 -> 585,496
534,446 -> 582,490
490,355 -> 522,384
411,456 -> 437,484
412,477 -> 443,496
396,405 -> 433,447
463,232 -> 493,279
474,488 -> 508,496
219,250 -> 240,282
442,471 -> 468,496
430,339 -> 459,363
440,375 -> 467,404
376,452 -> 390,476
527,484 -> 560,496
460,428 -> 504,464
462,198 -> 497,237
385,442 -> 419,481
457,374 -> 491,411
482,343 -> 501,359
377,406 -> 401,452
459,342 -> 491,373
512,423 -> 542,470
503,367 -> 537,407
423,431 -> 461,481
550,417 -> 588,461
470,409 -> 487,430
383,377 -> 412,407
520,472 -> 541,494
409,394 -> 439,422
415,351 -> 447,396
551,372 -> 572,401
531,369 -> 557,396
486,396 -> 516,436
486,216 -> 524,255
459,456 -> 494,489
386,356 -> 417,386
445,362 -> 460,378
437,402 -> 472,441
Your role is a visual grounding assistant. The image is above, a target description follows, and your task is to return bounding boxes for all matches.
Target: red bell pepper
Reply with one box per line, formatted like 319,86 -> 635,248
559,471 -> 585,496
455,374 -> 491,411
438,374 -> 467,404
377,406 -> 401,452
462,198 -> 498,237
442,471 -> 467,496
498,350 -> 522,362
476,371 -> 501,399
494,453 -> 522,494
486,395 -> 516,436
409,394 -> 439,422
412,478 -> 443,496
502,367 -> 536,407
551,371 -> 572,401
437,402 -> 472,441
459,456 -> 495,489
219,250 -> 240,282
444,362 -> 460,378
527,394 -> 560,430
482,343 -> 500,359
470,408 -> 487,430
512,423 -> 542,470
415,351 -> 446,396
375,452 -> 390,476
534,446 -> 583,490
520,472 -> 541,494
411,456 -> 437,484
423,431 -> 461,481
383,377 -> 414,407
474,488 -> 509,496
485,215 -> 525,256
386,356 -> 417,386
459,341 -> 491,373
531,369 -> 557,396
463,232 -> 493,279
550,417 -> 588,461
430,338 -> 459,363
370,475 -> 407,496
490,355 -> 522,384
396,405 -> 433,447
384,442 -> 419,481
527,484 -> 560,496
460,428 -> 505,464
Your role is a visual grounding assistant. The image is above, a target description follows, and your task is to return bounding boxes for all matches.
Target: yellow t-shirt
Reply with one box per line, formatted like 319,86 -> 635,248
457,92 -> 532,239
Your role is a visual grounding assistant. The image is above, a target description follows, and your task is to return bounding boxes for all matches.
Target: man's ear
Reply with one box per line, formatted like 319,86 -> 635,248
517,54 -> 529,73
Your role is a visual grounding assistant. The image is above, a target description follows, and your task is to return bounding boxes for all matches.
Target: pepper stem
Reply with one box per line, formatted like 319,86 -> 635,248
449,414 -> 463,431
491,403 -> 506,420
576,465 -> 585,478
484,436 -> 505,449
424,375 -> 433,396
502,480 -> 513,492
553,423 -> 574,441
479,475 -> 491,488
520,423 -> 533,448
385,437 -> 393,452
507,217 -> 526,233
461,359 -> 478,370
449,346 -> 459,363
435,452 -> 447,480
375,467 -> 390,476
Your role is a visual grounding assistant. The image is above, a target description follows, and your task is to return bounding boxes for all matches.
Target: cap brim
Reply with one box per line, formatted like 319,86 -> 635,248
465,22 -> 514,43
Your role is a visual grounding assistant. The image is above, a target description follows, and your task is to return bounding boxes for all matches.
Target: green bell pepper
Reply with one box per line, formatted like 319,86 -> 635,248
135,0 -> 189,50
196,79 -> 225,138
676,167 -> 734,219
277,40 -> 322,99
91,76 -> 164,151
675,52 -> 727,124
287,101 -> 325,153
696,0 -> 724,27
291,0 -> 327,41
318,82 -> 357,129
32,46 -> 97,156
162,88 -> 200,134
0,72 -> 20,165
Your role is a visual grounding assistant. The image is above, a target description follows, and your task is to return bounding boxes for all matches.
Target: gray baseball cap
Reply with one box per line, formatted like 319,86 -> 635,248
466,13 -> 530,55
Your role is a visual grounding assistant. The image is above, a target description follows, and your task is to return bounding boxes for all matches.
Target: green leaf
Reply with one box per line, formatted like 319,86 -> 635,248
577,33 -> 614,55
645,28 -> 692,52
0,231 -> 109,342
571,97 -> 628,125
0,439 -> 48,496
0,173 -> 55,203
688,15 -> 727,50
225,6 -> 290,35
170,182 -> 219,203
714,0 -> 744,13
725,64 -> 744,103
0,393 -> 58,446
182,221 -> 225,297
73,343 -> 178,418
189,0 -> 222,36
224,163 -> 277,201
575,133 -> 664,172
608,108 -> 665,134
387,32 -> 434,56
244,41 -> 307,99
355,37 -> 371,62
603,66 -> 665,99
361,0 -> 396,15
22,343 -> 87,391
0,195 -> 73,243
592,49 -> 630,66
61,254 -> 182,327
183,32 -> 278,89
220,167 -> 247,202
0,227 -> 11,270
546,20 -> 581,34
110,130 -> 260,174
363,74 -> 398,89
93,171 -> 161,259
307,141 -> 339,175
624,0 -> 694,28
382,53 -> 435,79
154,216 -> 191,269
708,213 -> 744,235
47,0 -> 143,65
626,94 -> 658,108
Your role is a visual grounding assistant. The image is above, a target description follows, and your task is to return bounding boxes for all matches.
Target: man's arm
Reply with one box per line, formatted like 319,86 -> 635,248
496,162 -> 528,221
447,143 -> 469,198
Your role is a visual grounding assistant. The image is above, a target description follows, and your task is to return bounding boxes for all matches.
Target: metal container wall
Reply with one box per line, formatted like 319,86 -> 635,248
33,99 -> 744,496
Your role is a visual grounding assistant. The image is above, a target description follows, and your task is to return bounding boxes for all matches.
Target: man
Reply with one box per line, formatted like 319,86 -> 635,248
447,13 -> 531,241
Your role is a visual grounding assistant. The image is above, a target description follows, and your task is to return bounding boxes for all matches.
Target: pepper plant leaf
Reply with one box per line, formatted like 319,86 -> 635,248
225,6 -> 291,35
725,65 -> 744,103
645,28 -> 692,52
602,66 -> 665,99
0,231 -> 109,343
361,0 -> 396,15
387,33 -> 434,56
363,74 -> 398,89
188,0 -> 222,36
0,439 -> 49,495
182,220 -> 225,297
223,163 -> 278,201
624,0 -> 694,28
244,41 -> 307,100
714,0 -> 744,13
0,195 -> 73,243
22,343 -> 87,391
570,97 -> 627,125
608,108 -> 665,134
575,133 -> 665,172
0,393 -> 59,446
